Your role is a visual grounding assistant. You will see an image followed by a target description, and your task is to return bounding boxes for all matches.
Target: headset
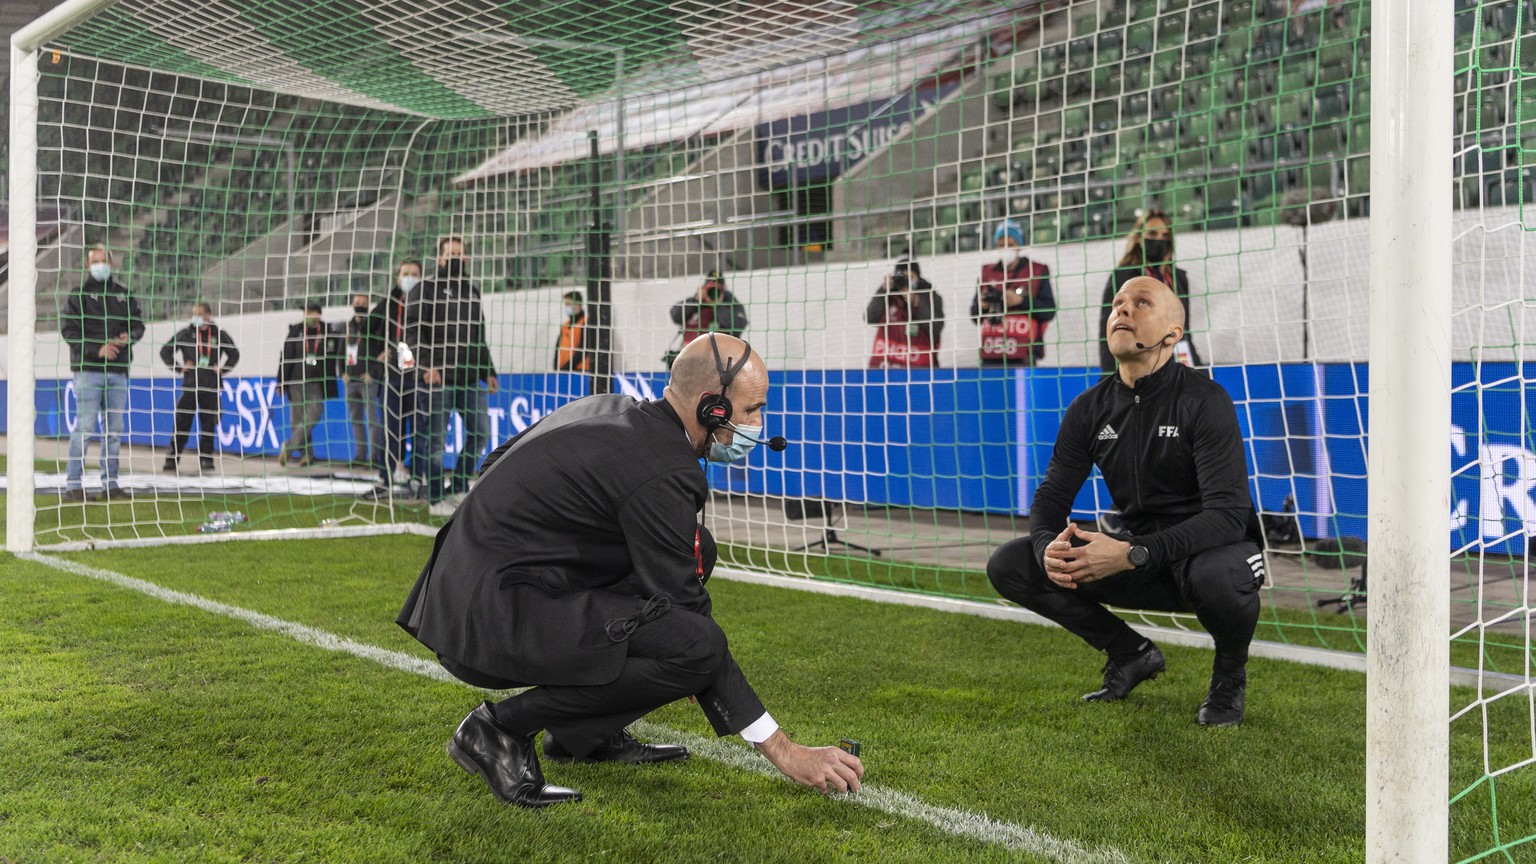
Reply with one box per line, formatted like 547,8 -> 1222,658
696,334 -> 751,430
694,334 -> 788,451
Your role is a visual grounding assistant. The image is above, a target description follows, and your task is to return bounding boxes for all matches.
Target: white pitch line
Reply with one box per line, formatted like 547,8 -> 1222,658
22,551 -> 1130,864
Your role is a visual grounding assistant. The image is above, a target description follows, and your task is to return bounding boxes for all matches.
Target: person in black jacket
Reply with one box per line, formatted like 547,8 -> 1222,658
987,276 -> 1264,727
160,301 -> 239,473
365,259 -> 447,503
397,334 -> 863,808
277,303 -> 340,467
432,237 -> 498,510
1097,208 -> 1204,372
60,245 -> 145,502
339,292 -> 385,466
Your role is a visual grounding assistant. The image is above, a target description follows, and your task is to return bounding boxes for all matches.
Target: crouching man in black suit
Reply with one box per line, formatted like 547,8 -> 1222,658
397,333 -> 863,807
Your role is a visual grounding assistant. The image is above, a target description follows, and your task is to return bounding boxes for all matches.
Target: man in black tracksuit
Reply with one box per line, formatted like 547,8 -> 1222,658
987,275 -> 1263,726
160,301 -> 239,472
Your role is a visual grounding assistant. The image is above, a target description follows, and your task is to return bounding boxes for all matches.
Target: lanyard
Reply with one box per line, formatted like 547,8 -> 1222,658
306,327 -> 322,355
196,326 -> 210,358
1144,265 -> 1174,289
395,296 -> 406,341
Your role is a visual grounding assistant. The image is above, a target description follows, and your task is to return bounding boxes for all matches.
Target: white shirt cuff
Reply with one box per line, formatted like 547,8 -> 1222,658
737,711 -> 778,744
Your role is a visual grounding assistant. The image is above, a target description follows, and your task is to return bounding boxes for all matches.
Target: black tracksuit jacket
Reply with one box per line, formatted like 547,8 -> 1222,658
1028,359 -> 1262,571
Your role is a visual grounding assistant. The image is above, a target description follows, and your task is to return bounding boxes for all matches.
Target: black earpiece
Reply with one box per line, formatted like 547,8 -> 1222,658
1136,331 -> 1178,350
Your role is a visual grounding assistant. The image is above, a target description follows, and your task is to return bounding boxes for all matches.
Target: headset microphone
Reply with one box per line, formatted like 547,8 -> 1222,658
1136,331 -> 1177,350
723,419 -> 788,452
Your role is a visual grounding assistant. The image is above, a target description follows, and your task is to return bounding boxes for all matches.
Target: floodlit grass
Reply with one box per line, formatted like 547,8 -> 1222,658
0,536 -> 1522,861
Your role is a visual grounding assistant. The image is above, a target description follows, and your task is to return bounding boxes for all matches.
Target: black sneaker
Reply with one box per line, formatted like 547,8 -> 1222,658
199,456 -> 215,471
1083,642 -> 1166,702
162,457 -> 178,473
1197,674 -> 1247,726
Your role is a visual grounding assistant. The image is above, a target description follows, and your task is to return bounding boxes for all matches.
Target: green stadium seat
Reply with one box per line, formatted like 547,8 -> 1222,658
936,205 -> 959,226
1072,36 -> 1099,71
1131,0 -> 1160,22
1126,21 -> 1156,57
1094,65 -> 1125,99
1031,213 -> 1058,245
1064,105 -> 1091,139
911,207 -> 934,230
1213,140 -> 1245,171
961,167 -> 987,192
1221,0 -> 1254,27
1276,96 -> 1310,130
1157,12 -> 1187,48
1097,31 -> 1125,63
1153,48 -> 1184,84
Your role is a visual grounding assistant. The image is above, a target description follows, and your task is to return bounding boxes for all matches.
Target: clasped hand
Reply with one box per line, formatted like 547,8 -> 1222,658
1041,523 -> 1130,589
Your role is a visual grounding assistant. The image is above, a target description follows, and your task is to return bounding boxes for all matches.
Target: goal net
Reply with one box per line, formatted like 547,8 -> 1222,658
3,0 -> 1533,857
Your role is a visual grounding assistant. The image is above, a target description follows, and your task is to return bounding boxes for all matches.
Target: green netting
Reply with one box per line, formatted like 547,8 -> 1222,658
10,0 -> 1536,858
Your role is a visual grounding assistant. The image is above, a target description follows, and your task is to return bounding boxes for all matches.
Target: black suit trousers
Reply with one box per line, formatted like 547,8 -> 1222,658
446,603 -> 735,759
987,537 -> 1263,674
170,386 -> 220,455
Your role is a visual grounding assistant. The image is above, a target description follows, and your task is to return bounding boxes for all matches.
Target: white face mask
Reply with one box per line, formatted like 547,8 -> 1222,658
90,262 -> 112,282
190,317 -> 205,329
398,275 -> 420,293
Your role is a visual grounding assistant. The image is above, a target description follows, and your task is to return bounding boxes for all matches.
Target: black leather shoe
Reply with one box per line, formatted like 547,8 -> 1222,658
1083,643 -> 1166,702
543,729 -> 689,764
162,457 -> 178,473
1197,674 -> 1247,726
200,457 -> 215,471
446,702 -> 581,808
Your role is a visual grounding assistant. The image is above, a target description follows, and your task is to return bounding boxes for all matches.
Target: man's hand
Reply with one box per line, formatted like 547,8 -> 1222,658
97,343 -> 120,360
485,376 -> 499,394
1042,523 -> 1131,589
421,367 -> 443,386
696,284 -> 713,302
376,349 -> 390,364
755,729 -> 864,794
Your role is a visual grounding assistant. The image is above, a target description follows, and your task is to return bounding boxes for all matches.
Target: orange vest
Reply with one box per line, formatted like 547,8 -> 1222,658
556,315 -> 589,372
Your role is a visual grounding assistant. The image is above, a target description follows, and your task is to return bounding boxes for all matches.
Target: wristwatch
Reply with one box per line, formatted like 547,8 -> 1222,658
1127,544 -> 1150,568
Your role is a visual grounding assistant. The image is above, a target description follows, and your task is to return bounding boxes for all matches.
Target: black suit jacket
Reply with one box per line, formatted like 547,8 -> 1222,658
397,395 -> 766,736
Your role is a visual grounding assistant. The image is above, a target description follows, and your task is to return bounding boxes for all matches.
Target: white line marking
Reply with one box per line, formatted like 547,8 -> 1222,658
21,551 -> 1130,864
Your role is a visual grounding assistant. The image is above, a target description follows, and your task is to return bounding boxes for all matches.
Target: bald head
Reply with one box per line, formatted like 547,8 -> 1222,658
1106,275 -> 1186,365
665,334 -> 771,453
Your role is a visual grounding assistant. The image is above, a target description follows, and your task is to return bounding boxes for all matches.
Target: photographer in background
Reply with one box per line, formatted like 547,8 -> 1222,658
865,257 -> 944,368
666,270 -> 747,368
970,220 -> 1055,367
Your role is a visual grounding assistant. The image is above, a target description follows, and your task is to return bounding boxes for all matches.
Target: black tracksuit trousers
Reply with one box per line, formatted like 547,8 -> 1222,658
987,536 -> 1264,676
169,387 -> 221,456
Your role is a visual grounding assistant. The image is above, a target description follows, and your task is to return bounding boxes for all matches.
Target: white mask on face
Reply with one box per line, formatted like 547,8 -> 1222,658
398,275 -> 420,293
189,317 -> 204,330
90,262 -> 112,282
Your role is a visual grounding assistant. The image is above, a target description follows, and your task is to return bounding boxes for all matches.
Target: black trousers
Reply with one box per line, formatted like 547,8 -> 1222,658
987,536 -> 1263,675
169,386 -> 220,456
445,606 -> 730,759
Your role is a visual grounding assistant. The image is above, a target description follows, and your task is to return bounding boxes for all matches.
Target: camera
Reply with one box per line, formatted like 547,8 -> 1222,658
885,274 -> 910,293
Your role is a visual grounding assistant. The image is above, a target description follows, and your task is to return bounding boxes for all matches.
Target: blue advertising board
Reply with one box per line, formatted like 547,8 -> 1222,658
8,363 -> 1536,554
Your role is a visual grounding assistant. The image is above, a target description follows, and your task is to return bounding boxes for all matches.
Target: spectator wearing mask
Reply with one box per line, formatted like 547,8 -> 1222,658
432,236 -> 498,513
665,270 -> 747,368
970,220 -> 1055,367
340,292 -> 386,466
365,259 -> 447,505
1097,208 -> 1204,373
60,244 -> 145,502
555,291 -> 591,372
866,257 -> 945,368
277,302 -> 340,467
160,301 -> 239,473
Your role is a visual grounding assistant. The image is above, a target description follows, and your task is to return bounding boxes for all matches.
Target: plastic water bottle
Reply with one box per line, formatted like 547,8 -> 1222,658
197,511 -> 247,533
318,518 -> 340,528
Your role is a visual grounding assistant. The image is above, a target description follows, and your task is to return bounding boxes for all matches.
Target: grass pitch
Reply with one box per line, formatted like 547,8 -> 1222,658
0,523 -> 1530,861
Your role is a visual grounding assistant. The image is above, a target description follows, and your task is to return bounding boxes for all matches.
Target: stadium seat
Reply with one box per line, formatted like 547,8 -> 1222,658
1126,21 -> 1156,57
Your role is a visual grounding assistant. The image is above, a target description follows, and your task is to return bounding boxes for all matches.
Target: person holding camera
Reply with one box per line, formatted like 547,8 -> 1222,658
1096,207 -> 1203,372
666,270 -> 747,368
969,220 -> 1055,367
865,257 -> 945,368
986,276 -> 1263,727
